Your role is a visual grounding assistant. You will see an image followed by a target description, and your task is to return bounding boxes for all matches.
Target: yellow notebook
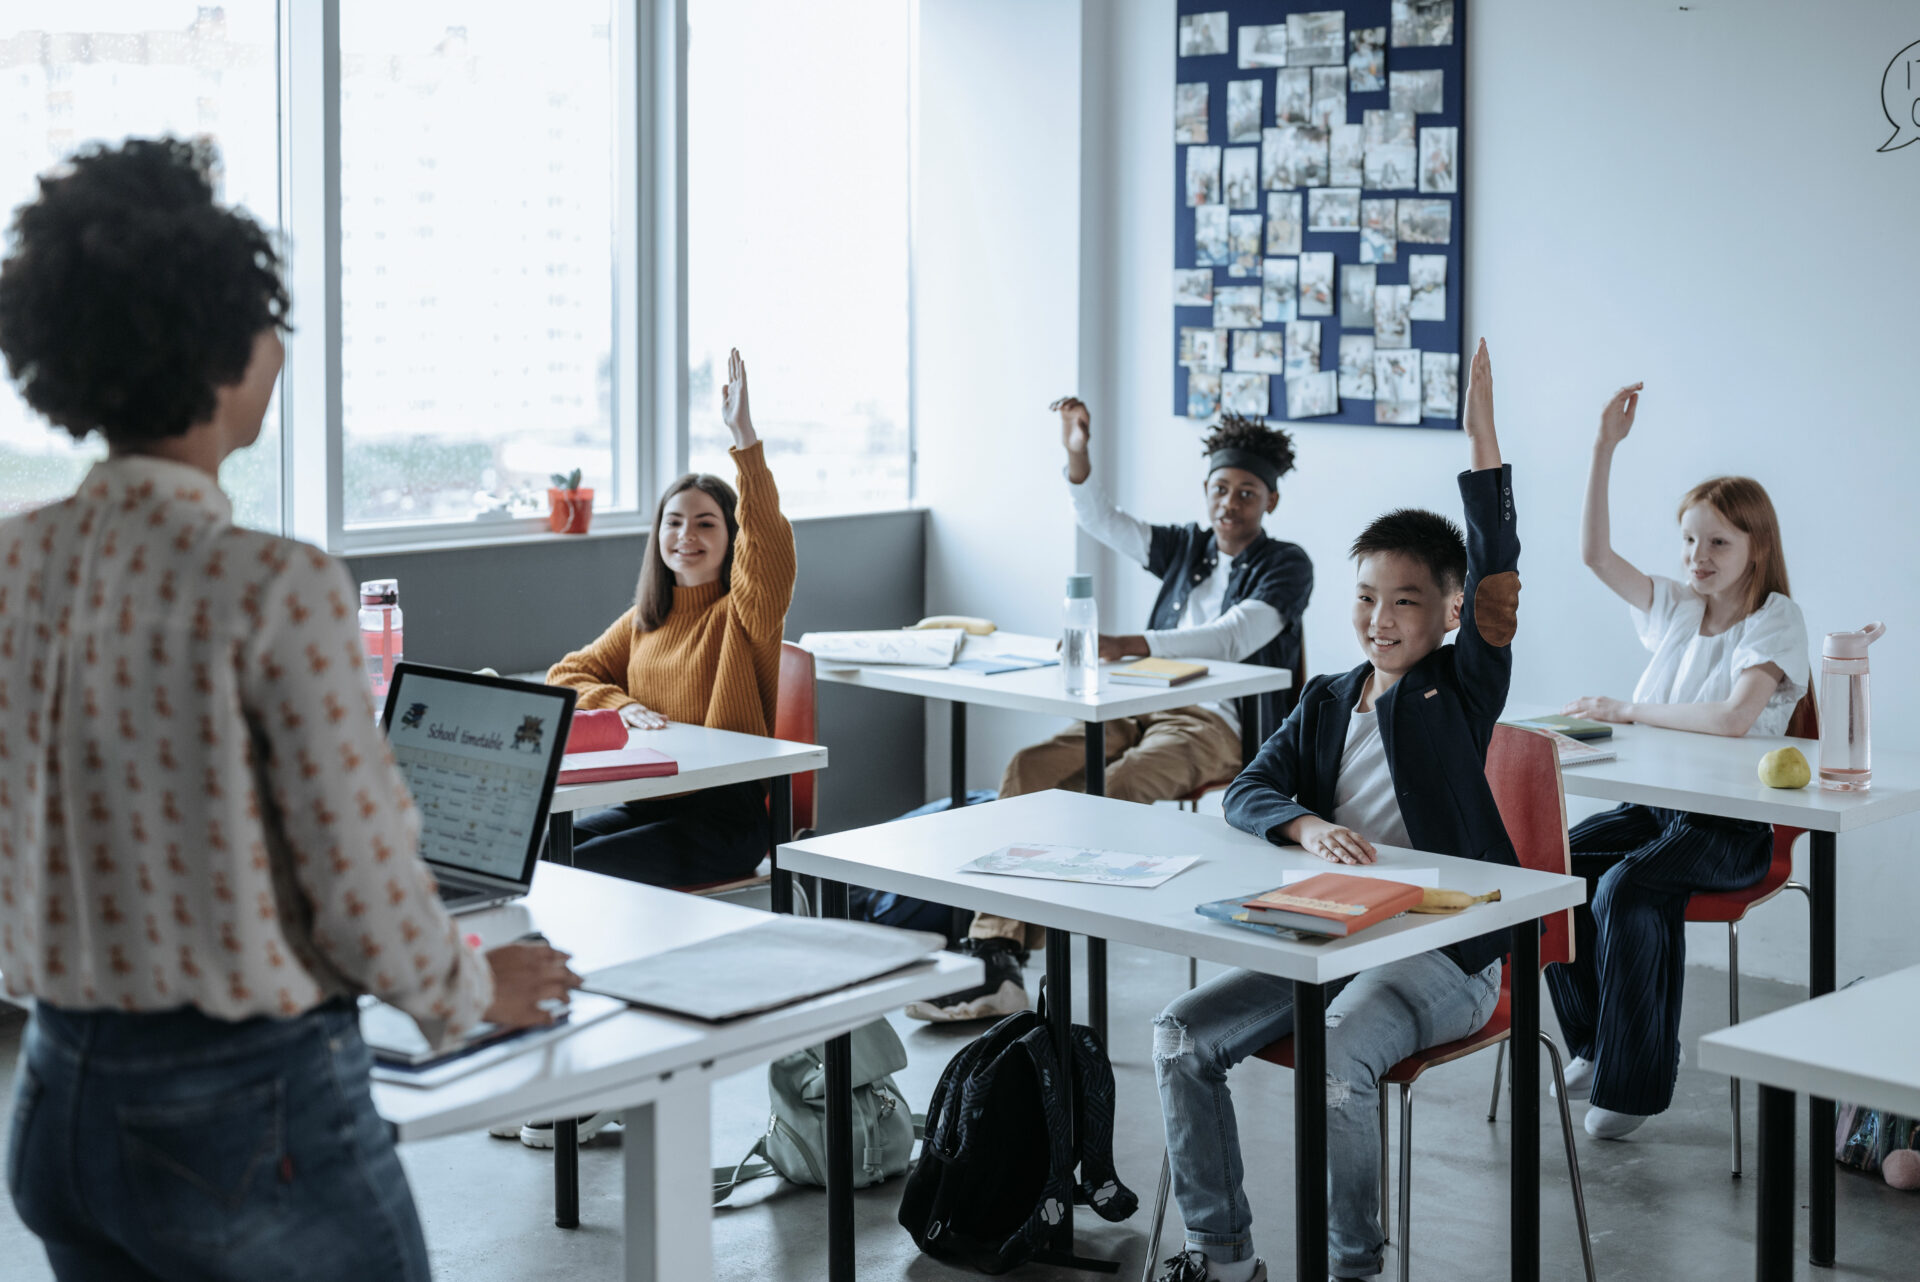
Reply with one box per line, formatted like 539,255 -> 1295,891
1109,657 -> 1209,687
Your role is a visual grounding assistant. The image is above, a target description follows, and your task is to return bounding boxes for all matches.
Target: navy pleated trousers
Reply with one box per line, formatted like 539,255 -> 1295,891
1545,803 -> 1770,1115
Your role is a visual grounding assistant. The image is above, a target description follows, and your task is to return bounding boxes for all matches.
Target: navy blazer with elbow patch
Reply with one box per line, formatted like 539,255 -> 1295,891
1222,464 -> 1522,977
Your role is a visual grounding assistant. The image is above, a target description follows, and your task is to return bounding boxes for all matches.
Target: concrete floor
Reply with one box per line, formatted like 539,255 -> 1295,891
2,944 -> 1913,1281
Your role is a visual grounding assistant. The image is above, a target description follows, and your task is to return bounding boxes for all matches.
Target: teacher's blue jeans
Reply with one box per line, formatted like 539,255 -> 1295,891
1154,951 -> 1502,1278
8,1000 -> 431,1282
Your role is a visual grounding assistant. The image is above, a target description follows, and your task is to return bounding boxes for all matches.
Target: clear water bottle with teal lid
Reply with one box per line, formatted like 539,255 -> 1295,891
1063,573 -> 1098,697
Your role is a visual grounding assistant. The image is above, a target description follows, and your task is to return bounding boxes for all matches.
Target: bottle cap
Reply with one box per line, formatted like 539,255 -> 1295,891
1823,621 -> 1886,660
360,578 -> 399,607
1065,574 -> 1094,600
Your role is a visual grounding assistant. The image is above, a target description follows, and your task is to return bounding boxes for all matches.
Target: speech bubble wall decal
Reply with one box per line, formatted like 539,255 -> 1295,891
1880,40 -> 1920,152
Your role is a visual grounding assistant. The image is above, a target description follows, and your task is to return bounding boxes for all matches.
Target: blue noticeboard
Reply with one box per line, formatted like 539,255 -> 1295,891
1173,0 -> 1466,430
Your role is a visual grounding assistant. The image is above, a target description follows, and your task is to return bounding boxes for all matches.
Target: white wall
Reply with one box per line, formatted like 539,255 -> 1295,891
1070,0 -> 1920,984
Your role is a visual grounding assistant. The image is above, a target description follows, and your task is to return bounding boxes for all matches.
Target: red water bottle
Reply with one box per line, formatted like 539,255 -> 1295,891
359,579 -> 404,704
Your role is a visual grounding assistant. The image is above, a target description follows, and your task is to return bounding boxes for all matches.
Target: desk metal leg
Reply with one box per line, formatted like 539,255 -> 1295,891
1511,923 -> 1541,1282
1809,831 -> 1836,1267
1757,1084 -> 1796,1282
1293,980 -> 1329,1282
951,701 -> 968,807
1036,932 -> 1116,1272
623,1086 -> 714,1282
547,811 -> 574,866
770,775 -> 793,915
1083,722 -> 1108,1047
554,1118 -> 580,1229
821,879 -> 855,1282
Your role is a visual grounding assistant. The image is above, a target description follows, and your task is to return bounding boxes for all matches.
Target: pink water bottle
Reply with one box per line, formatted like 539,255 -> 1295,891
1817,622 -> 1885,792
359,579 -> 405,704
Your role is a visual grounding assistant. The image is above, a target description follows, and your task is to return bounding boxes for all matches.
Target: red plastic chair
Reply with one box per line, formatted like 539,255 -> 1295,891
1175,634 -> 1305,812
1681,690 -> 1817,1176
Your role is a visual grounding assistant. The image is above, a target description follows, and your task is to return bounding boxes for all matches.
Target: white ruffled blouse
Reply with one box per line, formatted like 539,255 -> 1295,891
1629,575 -> 1811,738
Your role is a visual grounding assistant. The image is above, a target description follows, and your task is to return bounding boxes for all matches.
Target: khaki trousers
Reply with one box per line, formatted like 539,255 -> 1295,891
968,706 -> 1244,948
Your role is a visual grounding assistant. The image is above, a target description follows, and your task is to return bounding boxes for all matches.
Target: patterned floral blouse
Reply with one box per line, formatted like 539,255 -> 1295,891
0,456 -> 491,1041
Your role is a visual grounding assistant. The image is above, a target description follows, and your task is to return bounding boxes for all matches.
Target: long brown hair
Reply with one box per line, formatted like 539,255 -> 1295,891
635,472 -> 739,632
1678,476 -> 1789,621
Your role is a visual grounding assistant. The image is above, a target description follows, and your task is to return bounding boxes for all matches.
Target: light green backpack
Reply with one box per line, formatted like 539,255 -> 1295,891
711,1018 -> 920,1202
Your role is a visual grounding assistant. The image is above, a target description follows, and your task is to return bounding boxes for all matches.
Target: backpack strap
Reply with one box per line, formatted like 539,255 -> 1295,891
1068,1022 -> 1140,1222
711,1134 -> 777,1205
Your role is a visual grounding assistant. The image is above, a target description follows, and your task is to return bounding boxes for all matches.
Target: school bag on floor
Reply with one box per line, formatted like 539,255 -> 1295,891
897,1009 -> 1138,1274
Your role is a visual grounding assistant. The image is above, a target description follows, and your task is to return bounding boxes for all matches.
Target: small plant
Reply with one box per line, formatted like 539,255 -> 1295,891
550,468 -> 584,492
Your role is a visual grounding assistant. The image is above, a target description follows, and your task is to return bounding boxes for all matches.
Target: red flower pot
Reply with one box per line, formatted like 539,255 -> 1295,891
546,487 -> 594,534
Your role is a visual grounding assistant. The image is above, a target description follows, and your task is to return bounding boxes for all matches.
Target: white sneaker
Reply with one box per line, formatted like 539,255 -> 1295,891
487,1120 -> 525,1139
1584,1105 -> 1649,1140
1552,1056 -> 1595,1101
517,1112 -> 623,1149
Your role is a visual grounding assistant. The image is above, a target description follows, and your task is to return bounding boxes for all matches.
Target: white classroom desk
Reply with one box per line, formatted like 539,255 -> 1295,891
813,631 -> 1292,1039
376,863 -> 979,1282
1505,702 -> 1920,1267
779,790 -> 1585,1282
1698,964 -> 1920,1282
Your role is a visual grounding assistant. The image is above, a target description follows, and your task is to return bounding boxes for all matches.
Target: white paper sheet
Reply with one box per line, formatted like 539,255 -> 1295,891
797,629 -> 965,668
961,843 -> 1199,888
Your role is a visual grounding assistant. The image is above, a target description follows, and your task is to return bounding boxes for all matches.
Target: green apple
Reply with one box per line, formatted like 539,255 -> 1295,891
1758,746 -> 1811,790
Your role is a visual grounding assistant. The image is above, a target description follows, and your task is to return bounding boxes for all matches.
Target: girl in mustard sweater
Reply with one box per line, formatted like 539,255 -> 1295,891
547,349 -> 797,887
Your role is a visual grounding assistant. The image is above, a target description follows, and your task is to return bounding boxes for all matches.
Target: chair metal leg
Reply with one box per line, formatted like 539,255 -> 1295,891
1487,1040 -> 1506,1122
1140,1149 -> 1173,1282
1729,920 -> 1743,1178
1378,1087 -> 1391,1244
1542,1033 -> 1599,1282
1396,1083 -> 1413,1282
1187,956 -> 1197,989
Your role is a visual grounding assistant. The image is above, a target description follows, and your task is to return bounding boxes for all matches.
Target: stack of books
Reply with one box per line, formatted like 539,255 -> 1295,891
1196,871 -> 1424,939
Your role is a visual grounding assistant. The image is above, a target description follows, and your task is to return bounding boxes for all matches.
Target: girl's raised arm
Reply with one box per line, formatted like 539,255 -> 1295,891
1582,382 -> 1654,611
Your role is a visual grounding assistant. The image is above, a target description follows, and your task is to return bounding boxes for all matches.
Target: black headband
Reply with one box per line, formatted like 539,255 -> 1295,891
1207,448 -> 1280,492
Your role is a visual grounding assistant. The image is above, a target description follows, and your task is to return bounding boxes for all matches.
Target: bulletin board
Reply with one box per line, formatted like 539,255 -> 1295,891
1173,0 -> 1466,430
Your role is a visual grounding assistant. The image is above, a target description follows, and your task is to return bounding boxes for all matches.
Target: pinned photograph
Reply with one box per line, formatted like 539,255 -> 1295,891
1176,83 -> 1210,144
1213,285 -> 1262,329
1195,205 -> 1230,266
1188,369 -> 1223,420
1223,370 -> 1271,417
1360,198 -> 1398,264
1389,69 -> 1444,115
1179,326 -> 1228,369
1268,124 -> 1330,189
1261,256 -> 1299,321
1339,333 -> 1376,399
1298,251 -> 1334,316
1237,23 -> 1288,69
1286,370 -> 1340,419
1329,123 -> 1365,186
1284,320 -> 1322,378
1227,80 -> 1264,144
1234,329 -> 1286,374
1264,191 -> 1304,255
1397,198 -> 1452,244
1340,264 -> 1377,328
1274,69 -> 1313,125
1363,109 -> 1417,190
1408,253 -> 1446,320
1310,67 -> 1348,129
1419,126 -> 1457,194
1374,283 -> 1411,348
1307,186 -> 1360,232
1223,147 -> 1260,210
1423,350 -> 1460,418
1286,10 -> 1345,67
1227,213 -> 1263,276
1373,348 -> 1422,424
1392,0 -> 1454,48
1349,26 -> 1386,93
1180,11 -> 1229,57
1186,145 -> 1222,207
1174,269 -> 1214,309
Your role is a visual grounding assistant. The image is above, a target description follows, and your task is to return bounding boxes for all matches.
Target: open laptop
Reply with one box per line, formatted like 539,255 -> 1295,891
379,662 -> 577,914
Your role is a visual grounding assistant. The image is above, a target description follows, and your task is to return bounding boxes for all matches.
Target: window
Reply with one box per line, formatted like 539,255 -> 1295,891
337,1 -> 618,530
0,1 -> 283,530
685,0 -> 911,516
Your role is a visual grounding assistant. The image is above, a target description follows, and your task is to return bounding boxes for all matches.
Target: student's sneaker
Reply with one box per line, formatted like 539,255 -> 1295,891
515,1112 -> 623,1149
1583,1105 -> 1649,1140
1552,1055 -> 1595,1101
1150,1249 -> 1267,1282
904,937 -> 1029,1022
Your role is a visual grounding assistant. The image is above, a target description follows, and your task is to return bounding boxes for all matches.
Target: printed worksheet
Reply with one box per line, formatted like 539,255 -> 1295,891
960,843 -> 1198,888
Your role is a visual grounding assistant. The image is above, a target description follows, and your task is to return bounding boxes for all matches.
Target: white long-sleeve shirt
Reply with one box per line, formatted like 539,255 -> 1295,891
1067,473 -> 1281,733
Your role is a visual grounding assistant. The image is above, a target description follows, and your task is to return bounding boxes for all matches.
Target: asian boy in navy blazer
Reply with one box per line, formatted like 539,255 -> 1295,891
1150,340 -> 1519,1282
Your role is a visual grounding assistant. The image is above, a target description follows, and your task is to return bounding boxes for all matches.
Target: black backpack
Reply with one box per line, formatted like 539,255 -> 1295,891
898,1010 -> 1138,1273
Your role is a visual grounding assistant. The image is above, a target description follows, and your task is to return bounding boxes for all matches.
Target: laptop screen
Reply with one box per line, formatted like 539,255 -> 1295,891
380,664 -> 576,887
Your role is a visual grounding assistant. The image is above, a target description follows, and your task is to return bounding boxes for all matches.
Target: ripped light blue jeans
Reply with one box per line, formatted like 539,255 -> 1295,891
1153,951 -> 1502,1278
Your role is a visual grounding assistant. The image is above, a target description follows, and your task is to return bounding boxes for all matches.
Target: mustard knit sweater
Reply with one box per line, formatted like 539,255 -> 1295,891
547,442 -> 795,736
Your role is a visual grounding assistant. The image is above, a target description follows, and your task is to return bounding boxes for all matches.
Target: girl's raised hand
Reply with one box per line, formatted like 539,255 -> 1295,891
720,348 -> 756,448
1563,695 -> 1633,724
1597,383 -> 1642,449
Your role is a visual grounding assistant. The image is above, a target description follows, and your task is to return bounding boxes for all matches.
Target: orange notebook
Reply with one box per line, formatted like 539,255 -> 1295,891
1238,872 -> 1423,937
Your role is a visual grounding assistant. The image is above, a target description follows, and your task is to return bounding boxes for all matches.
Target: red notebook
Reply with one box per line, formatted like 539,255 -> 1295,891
1238,872 -> 1423,937
557,744 -> 678,785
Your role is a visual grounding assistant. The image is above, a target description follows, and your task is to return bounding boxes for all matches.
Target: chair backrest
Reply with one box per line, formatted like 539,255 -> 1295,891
1485,724 -> 1574,969
776,641 -> 818,832
1785,688 -> 1819,741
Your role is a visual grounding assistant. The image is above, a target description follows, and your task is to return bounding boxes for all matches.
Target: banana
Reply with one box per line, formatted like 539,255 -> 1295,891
909,615 -> 997,636
1408,887 -> 1502,914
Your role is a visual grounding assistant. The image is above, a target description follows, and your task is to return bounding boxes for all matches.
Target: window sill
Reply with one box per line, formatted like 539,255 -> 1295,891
333,505 -> 924,558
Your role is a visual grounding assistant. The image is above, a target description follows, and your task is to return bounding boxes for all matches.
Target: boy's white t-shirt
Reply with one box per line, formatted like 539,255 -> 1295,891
1629,576 -> 1811,738
1330,702 -> 1412,849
